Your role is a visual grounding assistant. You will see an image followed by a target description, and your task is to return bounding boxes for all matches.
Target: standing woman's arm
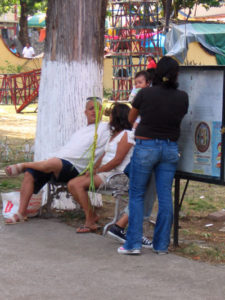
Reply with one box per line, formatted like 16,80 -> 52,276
128,107 -> 139,125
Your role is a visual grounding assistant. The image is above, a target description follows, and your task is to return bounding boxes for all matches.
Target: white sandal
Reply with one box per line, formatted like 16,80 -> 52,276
5,164 -> 23,176
5,213 -> 27,225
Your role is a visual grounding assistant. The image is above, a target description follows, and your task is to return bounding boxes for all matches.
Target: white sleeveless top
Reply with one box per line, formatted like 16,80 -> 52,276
101,130 -> 135,172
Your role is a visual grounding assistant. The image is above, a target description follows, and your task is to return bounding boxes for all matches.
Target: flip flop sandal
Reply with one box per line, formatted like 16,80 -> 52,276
76,224 -> 98,233
5,164 -> 23,176
5,213 -> 27,225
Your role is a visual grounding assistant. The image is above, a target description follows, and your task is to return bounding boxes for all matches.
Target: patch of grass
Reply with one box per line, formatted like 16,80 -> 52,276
179,180 -> 225,214
205,247 -> 222,262
180,243 -> 200,256
0,179 -> 21,191
180,229 -> 191,236
200,232 -> 212,239
186,198 -> 216,212
0,176 -> 23,192
175,243 -> 225,263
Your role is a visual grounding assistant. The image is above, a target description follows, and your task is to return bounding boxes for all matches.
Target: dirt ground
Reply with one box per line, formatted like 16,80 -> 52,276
0,105 -> 37,165
0,105 -> 37,140
0,105 -> 225,264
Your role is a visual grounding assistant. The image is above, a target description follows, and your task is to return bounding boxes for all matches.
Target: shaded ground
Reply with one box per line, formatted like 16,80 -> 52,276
0,105 -> 225,264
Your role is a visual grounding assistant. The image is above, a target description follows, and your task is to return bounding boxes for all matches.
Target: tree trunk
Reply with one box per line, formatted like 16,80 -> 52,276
161,0 -> 174,19
173,0 -> 182,18
161,0 -> 166,17
35,0 -> 107,161
19,0 -> 29,46
165,0 -> 172,32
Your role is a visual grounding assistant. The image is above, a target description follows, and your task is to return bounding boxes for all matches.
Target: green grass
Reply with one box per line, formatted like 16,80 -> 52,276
185,198 -> 217,212
176,243 -> 225,263
0,177 -> 23,192
178,180 -> 225,215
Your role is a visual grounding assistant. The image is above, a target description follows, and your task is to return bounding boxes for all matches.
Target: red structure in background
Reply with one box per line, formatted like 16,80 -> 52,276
0,69 -> 41,113
107,0 -> 161,101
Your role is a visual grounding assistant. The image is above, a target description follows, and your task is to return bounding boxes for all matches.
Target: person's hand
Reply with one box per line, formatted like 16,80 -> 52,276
93,168 -> 99,175
85,168 -> 99,177
85,171 -> 90,177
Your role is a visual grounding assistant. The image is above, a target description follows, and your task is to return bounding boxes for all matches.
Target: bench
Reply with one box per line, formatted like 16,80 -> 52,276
40,172 -> 129,235
40,174 -> 182,247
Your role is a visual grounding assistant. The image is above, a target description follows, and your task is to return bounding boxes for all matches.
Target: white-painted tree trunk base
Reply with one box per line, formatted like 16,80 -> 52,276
35,59 -> 103,208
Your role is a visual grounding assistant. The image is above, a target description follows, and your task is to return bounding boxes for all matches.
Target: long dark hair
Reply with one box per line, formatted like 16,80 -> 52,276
153,56 -> 179,89
109,103 -> 132,135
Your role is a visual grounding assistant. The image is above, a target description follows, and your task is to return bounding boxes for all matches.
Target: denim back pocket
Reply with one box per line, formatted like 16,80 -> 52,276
163,145 -> 180,164
134,145 -> 159,167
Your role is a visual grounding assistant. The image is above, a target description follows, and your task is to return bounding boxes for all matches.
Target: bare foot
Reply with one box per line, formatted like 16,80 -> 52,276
5,163 -> 24,176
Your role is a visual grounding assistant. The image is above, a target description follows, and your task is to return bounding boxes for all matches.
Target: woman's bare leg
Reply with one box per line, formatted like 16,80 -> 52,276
68,175 -> 102,227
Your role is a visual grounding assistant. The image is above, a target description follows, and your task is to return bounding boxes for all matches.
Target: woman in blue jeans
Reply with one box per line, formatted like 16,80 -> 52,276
118,56 -> 189,255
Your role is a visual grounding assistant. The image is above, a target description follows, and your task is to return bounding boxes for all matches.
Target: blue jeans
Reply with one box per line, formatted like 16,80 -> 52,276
124,139 -> 180,251
124,163 -> 156,219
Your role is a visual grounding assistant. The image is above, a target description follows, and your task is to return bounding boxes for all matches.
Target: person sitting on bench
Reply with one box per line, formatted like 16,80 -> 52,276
68,103 -> 134,233
4,97 -> 110,224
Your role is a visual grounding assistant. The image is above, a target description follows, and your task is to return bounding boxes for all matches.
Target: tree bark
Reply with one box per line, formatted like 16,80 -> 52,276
35,0 -> 107,161
161,0 -> 166,17
19,0 -> 29,46
165,0 -> 172,32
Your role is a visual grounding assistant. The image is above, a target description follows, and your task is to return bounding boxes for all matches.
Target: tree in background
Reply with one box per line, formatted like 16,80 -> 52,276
0,0 -> 47,46
19,0 -> 47,46
161,0 -> 220,18
35,0 -> 108,161
0,0 -> 16,15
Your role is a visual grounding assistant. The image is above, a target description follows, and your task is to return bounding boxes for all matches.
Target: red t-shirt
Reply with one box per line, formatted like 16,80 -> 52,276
147,60 -> 157,69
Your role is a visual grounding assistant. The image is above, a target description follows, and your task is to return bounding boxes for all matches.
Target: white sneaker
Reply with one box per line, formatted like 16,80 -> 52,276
117,246 -> 141,255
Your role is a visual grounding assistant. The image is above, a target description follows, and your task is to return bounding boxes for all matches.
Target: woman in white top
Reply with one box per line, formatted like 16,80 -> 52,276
68,103 -> 134,233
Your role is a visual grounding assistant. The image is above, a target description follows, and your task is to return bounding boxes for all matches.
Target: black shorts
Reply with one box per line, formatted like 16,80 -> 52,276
26,159 -> 79,194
